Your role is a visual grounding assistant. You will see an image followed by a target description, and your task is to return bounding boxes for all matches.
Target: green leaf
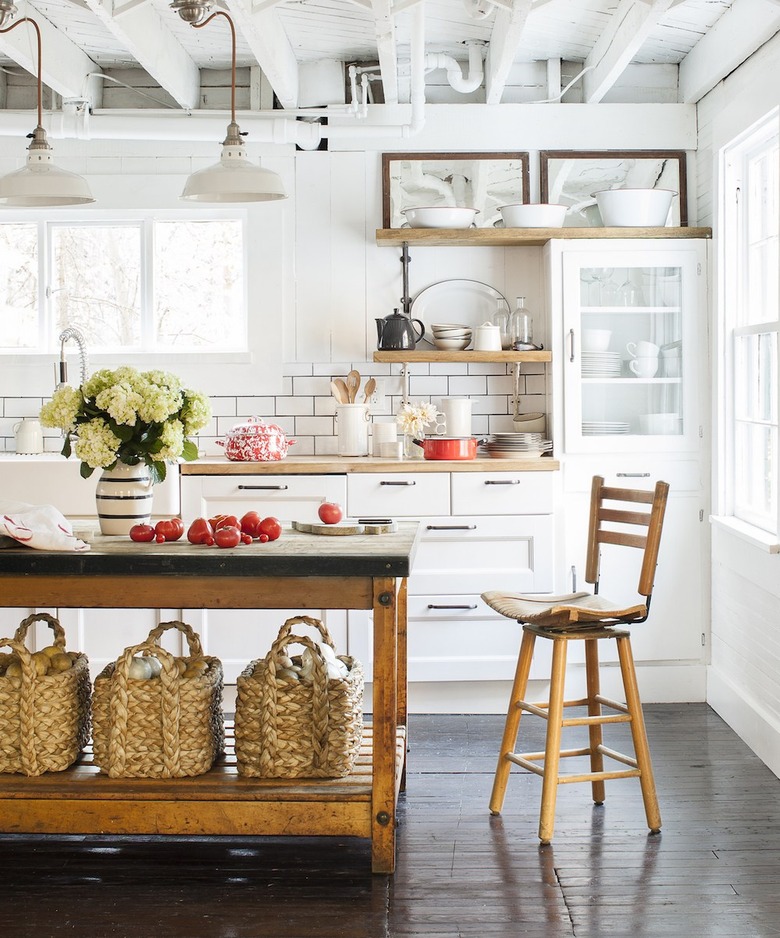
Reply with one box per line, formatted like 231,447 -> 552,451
181,440 -> 198,462
80,462 -> 95,479
150,460 -> 167,485
61,437 -> 72,459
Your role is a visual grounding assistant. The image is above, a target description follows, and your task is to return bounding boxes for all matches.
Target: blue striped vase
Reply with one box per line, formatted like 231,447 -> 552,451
95,462 -> 153,536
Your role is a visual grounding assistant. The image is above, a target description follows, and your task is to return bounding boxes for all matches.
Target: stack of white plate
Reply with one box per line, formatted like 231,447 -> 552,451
582,421 -> 631,436
431,323 -> 472,351
582,351 -> 622,378
481,432 -> 553,459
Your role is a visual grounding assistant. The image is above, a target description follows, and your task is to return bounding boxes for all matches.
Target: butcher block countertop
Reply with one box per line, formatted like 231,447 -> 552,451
181,455 -> 559,474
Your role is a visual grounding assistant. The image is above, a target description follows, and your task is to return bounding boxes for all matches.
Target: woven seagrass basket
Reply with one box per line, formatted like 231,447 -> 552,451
0,613 -> 91,776
235,616 -> 364,779
92,620 -> 224,779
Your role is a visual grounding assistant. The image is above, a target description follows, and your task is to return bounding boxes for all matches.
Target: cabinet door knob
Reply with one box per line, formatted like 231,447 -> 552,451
484,479 -> 520,485
427,604 -> 478,610
426,524 -> 477,531
379,480 -> 416,486
238,484 -> 289,490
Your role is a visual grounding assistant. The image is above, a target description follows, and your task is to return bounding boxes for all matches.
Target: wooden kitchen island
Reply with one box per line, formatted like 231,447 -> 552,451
0,524 -> 419,874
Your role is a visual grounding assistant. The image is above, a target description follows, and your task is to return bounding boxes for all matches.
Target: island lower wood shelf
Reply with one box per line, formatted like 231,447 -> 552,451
373,350 -> 551,364
376,226 -> 712,247
0,724 -> 406,839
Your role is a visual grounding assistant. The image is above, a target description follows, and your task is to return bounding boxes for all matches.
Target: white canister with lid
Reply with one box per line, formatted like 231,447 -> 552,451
473,322 -> 502,352
14,418 -> 44,454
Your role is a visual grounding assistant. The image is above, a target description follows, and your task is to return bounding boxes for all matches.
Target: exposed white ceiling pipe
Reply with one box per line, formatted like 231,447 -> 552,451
425,40 -> 484,94
0,6 -> 427,148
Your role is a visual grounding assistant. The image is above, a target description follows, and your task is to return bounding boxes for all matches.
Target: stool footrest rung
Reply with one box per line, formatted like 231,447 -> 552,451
505,747 -> 642,785
597,744 -> 639,769
594,694 -> 630,714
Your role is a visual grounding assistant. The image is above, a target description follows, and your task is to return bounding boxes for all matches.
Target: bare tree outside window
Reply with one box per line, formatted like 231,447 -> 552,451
0,224 -> 38,349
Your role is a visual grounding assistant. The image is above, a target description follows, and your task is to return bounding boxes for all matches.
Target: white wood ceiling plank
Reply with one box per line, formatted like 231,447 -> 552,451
83,0 -> 200,109
225,0 -> 300,107
679,0 -> 780,102
582,0 -> 677,103
0,8 -> 100,101
485,0 -> 534,104
370,0 -> 398,104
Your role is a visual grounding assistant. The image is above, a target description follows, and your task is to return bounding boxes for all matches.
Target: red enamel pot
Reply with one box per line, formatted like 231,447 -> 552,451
412,437 -> 482,460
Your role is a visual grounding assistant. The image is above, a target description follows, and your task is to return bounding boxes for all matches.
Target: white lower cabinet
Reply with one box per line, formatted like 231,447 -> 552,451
346,470 -> 556,683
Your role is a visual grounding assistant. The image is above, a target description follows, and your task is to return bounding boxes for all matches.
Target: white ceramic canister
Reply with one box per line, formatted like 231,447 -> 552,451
437,398 -> 472,438
473,322 -> 502,352
371,420 -> 398,456
336,403 -> 371,456
14,418 -> 44,454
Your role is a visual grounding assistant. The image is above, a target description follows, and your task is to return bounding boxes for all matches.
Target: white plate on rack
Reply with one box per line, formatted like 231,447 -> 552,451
411,279 -> 509,332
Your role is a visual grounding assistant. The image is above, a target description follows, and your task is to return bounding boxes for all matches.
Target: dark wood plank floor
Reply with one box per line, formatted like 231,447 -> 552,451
1,704 -> 779,937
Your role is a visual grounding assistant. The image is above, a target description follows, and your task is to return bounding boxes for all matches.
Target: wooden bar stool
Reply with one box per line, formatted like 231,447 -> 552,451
482,475 -> 670,844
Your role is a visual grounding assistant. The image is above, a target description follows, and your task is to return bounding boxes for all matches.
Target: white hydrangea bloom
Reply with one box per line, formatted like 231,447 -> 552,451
157,419 -> 185,460
94,382 -> 143,427
73,418 -> 123,469
181,390 -> 211,434
39,386 -> 82,431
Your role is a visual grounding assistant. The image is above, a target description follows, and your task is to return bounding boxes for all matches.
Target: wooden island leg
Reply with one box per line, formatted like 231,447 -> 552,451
371,576 -> 398,874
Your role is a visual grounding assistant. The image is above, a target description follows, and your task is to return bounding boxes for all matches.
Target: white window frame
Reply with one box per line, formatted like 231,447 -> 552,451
0,175 -> 288,396
716,109 -> 780,549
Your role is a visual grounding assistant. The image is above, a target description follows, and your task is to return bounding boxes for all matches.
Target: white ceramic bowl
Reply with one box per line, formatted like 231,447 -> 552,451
594,189 -> 675,227
498,203 -> 567,228
432,328 -> 472,339
431,322 -> 470,332
582,329 -> 612,352
433,336 -> 471,351
402,207 -> 479,229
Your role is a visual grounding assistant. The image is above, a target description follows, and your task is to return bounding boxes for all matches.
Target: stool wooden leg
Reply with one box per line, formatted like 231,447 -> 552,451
538,636 -> 568,844
489,629 -> 536,816
584,638 -> 606,806
616,634 -> 662,833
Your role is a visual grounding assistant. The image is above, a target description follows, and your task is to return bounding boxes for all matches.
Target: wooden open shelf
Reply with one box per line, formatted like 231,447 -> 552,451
376,227 -> 713,248
373,349 -> 551,364
0,723 -> 406,839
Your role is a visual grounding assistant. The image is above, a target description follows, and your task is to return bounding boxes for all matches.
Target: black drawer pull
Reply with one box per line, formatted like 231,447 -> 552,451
427,604 -> 478,610
238,484 -> 289,490
380,480 -> 416,486
426,524 -> 477,531
616,473 -> 650,478
484,479 -> 521,485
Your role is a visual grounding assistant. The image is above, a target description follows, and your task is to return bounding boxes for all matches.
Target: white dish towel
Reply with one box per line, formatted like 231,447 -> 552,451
0,499 -> 91,551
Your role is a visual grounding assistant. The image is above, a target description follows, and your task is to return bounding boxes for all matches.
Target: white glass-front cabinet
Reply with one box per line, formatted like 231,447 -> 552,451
548,241 -> 707,453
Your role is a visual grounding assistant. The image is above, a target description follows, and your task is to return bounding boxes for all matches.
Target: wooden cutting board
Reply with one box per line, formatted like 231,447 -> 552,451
292,520 -> 398,536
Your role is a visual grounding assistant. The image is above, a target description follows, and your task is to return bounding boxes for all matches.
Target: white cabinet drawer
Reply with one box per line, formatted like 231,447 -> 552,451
563,457 -> 702,493
451,471 -> 554,515
410,515 -> 554,594
347,472 -> 450,517
180,474 -> 347,524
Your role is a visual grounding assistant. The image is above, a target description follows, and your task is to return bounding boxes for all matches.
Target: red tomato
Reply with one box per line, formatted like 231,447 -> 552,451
129,524 -> 155,542
214,514 -> 239,530
258,516 -> 282,541
214,524 -> 242,548
155,519 -> 184,542
208,513 -> 226,530
187,517 -> 215,546
318,502 -> 343,525
240,510 -> 262,537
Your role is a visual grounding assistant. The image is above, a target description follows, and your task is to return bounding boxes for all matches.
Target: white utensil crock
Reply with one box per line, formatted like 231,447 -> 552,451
336,404 -> 370,456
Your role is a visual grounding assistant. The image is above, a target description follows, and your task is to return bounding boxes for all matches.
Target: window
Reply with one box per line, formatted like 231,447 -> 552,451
0,214 -> 246,354
722,112 -> 780,536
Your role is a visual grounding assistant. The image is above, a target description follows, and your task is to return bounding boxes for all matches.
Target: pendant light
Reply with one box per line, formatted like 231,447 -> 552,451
0,5 -> 95,207
170,0 -> 287,203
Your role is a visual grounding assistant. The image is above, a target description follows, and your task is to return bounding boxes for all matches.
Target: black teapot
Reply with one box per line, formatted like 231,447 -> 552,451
376,309 -> 426,350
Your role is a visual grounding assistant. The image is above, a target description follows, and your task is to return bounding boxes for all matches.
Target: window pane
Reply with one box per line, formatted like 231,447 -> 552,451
0,223 -> 38,349
51,225 -> 142,348
153,220 -> 245,349
740,140 -> 779,328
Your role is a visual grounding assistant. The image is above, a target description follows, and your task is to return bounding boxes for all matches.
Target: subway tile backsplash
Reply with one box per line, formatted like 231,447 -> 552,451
1,361 -> 547,456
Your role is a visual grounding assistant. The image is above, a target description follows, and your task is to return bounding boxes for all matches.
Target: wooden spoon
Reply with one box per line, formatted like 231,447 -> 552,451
346,370 -> 361,403
331,378 -> 349,403
363,377 -> 377,403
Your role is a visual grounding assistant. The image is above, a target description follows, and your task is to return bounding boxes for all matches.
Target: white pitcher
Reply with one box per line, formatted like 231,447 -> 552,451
14,418 -> 44,454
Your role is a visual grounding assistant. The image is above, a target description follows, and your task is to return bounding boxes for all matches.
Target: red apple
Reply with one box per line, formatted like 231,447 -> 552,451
318,502 -> 343,525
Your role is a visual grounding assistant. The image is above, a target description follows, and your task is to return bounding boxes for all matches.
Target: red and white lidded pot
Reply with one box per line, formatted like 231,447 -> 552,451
216,417 -> 296,462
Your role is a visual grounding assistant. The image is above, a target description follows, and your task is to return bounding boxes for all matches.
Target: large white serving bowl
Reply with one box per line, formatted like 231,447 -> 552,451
594,188 -> 675,227
433,336 -> 471,350
402,207 -> 479,229
498,203 -> 567,228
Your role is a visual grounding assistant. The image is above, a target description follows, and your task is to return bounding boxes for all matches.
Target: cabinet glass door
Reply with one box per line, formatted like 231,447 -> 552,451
562,247 -> 701,452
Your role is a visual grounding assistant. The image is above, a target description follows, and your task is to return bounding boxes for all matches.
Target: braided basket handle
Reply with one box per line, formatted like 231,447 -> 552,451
146,619 -> 204,658
0,634 -> 45,775
13,613 -> 67,652
274,615 -> 337,652
260,632 -> 329,771
107,639 -> 183,778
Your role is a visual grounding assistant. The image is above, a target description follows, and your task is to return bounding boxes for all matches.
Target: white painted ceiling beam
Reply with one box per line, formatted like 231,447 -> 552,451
679,0 -> 780,103
0,9 -> 100,104
83,0 -> 200,110
224,0 -> 300,109
371,0 -> 399,105
485,0 -> 534,105
582,0 -> 676,104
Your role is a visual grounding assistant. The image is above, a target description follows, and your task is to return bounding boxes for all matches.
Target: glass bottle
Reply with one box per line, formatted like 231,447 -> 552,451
510,296 -> 534,349
492,299 -> 512,350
